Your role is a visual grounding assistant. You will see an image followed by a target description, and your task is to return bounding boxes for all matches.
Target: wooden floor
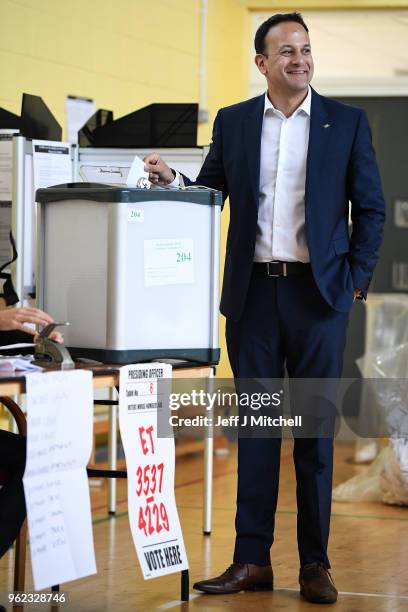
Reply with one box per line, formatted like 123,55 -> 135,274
1,441 -> 408,611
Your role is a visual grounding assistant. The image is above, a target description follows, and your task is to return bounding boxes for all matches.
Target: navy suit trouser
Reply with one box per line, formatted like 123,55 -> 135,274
226,266 -> 349,568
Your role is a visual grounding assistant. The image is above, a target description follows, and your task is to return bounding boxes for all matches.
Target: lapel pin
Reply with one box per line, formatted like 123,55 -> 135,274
323,123 -> 330,128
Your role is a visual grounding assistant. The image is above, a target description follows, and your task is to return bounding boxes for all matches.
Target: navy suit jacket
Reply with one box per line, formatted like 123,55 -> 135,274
184,88 -> 386,322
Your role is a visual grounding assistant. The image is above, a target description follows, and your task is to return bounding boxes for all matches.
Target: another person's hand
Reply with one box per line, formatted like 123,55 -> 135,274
144,152 -> 176,186
0,307 -> 53,336
353,288 -> 362,301
47,331 -> 64,344
34,330 -> 64,344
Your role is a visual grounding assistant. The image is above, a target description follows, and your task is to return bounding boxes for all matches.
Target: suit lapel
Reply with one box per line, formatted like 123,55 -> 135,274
242,90 -> 331,210
305,89 -> 331,210
243,94 -> 264,207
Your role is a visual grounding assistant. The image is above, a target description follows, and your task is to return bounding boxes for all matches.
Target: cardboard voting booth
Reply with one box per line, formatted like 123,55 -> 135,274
0,94 -> 67,303
36,183 -> 221,364
78,103 -> 197,148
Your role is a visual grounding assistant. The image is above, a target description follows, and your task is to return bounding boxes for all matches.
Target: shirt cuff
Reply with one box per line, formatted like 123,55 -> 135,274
168,169 -> 180,188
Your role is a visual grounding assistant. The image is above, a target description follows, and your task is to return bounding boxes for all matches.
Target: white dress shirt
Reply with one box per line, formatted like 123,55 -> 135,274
254,87 -> 311,263
170,88 -> 310,263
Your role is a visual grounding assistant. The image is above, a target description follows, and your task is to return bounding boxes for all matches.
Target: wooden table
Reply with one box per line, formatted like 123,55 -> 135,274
0,363 -> 216,593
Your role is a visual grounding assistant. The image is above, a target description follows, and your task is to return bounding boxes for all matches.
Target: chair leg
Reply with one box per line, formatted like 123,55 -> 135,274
13,518 -> 27,592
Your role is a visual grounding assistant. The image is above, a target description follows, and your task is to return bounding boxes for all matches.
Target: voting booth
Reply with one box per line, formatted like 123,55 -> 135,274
36,183 -> 221,365
0,94 -> 70,303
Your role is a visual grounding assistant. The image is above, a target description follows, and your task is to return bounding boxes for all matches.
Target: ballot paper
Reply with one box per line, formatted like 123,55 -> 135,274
119,363 -> 189,579
0,354 -> 41,372
126,154 -> 149,187
23,370 -> 96,590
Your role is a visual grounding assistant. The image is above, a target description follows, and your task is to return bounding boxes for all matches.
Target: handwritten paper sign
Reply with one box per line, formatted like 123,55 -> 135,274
23,370 -> 97,590
119,363 -> 188,579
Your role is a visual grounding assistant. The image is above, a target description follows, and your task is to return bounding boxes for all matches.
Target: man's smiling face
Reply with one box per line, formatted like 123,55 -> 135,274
255,21 -> 314,95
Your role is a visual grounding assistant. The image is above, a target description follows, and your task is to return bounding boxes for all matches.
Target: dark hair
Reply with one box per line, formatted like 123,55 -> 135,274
254,12 -> 309,54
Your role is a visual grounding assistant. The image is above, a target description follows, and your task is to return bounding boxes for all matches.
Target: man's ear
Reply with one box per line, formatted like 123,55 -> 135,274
255,54 -> 267,76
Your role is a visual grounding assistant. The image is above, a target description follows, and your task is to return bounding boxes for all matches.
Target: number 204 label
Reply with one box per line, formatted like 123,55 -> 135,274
128,208 -> 144,222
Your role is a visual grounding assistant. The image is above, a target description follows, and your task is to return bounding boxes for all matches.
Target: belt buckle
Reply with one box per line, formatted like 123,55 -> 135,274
266,261 -> 281,277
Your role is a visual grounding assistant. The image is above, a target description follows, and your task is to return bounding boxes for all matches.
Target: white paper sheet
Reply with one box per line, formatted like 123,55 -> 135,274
32,140 -> 72,192
0,129 -> 18,201
119,363 -> 189,579
144,238 -> 194,287
0,342 -> 35,350
65,96 -> 96,145
126,155 -> 149,187
0,355 -> 41,372
23,370 -> 96,590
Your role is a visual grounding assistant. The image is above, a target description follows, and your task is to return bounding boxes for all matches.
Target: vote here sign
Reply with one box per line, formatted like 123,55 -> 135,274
119,363 -> 188,579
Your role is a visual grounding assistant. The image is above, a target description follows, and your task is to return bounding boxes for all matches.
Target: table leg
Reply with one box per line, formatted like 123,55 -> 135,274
203,369 -> 214,535
180,569 -> 189,601
13,519 -> 27,592
107,388 -> 117,515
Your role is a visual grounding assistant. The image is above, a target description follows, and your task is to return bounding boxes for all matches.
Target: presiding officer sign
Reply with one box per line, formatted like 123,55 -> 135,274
119,363 -> 188,579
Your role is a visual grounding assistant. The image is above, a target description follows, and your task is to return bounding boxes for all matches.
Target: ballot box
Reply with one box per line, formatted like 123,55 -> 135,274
36,183 -> 221,364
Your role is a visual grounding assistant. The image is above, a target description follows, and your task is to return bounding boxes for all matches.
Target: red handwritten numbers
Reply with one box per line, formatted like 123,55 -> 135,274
138,500 -> 169,536
136,425 -> 170,537
138,425 -> 154,455
135,463 -> 164,496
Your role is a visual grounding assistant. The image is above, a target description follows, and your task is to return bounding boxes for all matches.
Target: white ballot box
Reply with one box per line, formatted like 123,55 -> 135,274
36,183 -> 221,364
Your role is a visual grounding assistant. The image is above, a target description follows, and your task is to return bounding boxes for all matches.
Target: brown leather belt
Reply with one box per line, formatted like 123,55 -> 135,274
253,261 -> 310,277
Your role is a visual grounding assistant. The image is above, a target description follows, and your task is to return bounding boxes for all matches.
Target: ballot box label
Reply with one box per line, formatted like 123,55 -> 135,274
144,238 -> 194,287
119,364 -> 189,579
128,207 -> 144,223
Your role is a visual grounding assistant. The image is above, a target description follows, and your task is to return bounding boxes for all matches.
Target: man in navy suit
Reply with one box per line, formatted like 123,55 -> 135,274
144,12 -> 385,603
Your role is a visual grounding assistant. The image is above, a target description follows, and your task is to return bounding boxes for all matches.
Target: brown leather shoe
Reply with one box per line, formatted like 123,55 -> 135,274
299,562 -> 338,604
193,563 -> 273,594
